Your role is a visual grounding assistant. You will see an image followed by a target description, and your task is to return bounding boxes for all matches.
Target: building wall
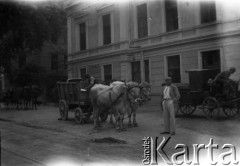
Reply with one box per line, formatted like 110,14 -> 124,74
67,0 -> 240,106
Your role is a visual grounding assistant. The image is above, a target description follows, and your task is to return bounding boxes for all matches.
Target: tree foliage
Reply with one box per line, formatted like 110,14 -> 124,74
11,64 -> 46,87
0,2 -> 47,73
0,1 -> 67,74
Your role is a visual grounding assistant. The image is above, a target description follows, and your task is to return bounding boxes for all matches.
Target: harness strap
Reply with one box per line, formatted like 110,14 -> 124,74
109,92 -> 112,103
104,92 -> 125,114
127,86 -> 140,103
111,92 -> 124,105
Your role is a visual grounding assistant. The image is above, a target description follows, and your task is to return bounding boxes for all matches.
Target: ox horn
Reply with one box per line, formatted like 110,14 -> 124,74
134,98 -> 143,102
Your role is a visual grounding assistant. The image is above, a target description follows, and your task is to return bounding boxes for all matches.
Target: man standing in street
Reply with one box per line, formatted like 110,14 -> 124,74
160,77 -> 180,135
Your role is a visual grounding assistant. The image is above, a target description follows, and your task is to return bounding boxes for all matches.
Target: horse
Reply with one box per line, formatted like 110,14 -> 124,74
90,83 -> 131,131
22,86 -> 32,110
31,85 -> 42,110
12,87 -> 24,110
2,89 -> 13,109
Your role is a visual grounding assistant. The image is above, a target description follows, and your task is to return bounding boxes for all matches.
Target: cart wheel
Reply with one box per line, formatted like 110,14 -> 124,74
59,100 -> 68,120
100,112 -> 108,122
223,102 -> 240,118
85,106 -> 93,119
179,103 -> 196,115
175,102 -> 180,117
202,97 -> 220,120
75,107 -> 84,124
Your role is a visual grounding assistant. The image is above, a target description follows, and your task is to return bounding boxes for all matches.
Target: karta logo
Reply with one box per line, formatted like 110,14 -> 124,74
142,137 -> 239,165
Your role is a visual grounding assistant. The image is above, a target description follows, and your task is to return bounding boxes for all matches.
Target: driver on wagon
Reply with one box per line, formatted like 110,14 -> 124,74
213,67 -> 236,98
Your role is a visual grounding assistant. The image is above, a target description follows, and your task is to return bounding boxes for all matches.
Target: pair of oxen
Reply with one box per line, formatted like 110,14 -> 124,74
89,81 -> 151,131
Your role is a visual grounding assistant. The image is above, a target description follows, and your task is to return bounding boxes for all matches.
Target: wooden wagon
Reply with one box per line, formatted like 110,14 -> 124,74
57,81 -> 93,124
57,81 -> 109,124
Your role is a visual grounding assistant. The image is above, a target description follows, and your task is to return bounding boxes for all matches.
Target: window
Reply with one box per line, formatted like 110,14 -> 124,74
103,64 -> 112,83
167,55 -> 180,83
132,61 -> 141,83
80,68 -> 87,78
165,0 -> 179,32
200,0 -> 216,24
103,14 -> 111,45
79,22 -> 86,50
144,60 -> 150,83
51,53 -> 58,70
137,3 -> 148,38
202,50 -> 220,76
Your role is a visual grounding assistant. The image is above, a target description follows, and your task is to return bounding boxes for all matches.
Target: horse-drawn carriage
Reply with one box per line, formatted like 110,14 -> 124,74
178,69 -> 240,119
0,85 -> 42,110
57,80 -> 108,124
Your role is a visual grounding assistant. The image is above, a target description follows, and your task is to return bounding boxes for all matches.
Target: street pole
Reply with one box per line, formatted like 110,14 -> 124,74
140,48 -> 145,83
129,45 -> 145,83
128,0 -> 144,83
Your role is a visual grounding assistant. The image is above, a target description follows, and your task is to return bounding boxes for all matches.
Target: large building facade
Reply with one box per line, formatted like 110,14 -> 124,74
66,0 -> 240,105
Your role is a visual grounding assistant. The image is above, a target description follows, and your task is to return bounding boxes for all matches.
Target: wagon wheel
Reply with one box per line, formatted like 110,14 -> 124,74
202,97 -> 220,120
223,100 -> 240,118
85,106 -> 93,119
100,112 -> 108,122
179,103 -> 196,116
75,107 -> 84,124
59,100 -> 68,120
175,102 -> 180,117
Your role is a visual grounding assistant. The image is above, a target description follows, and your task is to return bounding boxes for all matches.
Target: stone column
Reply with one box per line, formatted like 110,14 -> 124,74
120,55 -> 133,81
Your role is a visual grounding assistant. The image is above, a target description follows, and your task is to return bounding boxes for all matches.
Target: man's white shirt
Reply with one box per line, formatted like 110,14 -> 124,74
164,86 -> 171,99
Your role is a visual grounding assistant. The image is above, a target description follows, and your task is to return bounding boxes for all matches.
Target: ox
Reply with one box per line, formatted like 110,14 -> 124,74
90,83 -> 131,131
110,81 -> 151,127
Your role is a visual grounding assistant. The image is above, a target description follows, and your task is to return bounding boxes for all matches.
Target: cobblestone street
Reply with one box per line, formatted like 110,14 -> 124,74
1,105 -> 240,166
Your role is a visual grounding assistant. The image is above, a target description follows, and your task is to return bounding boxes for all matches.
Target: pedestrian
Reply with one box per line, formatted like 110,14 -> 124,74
160,77 -> 180,135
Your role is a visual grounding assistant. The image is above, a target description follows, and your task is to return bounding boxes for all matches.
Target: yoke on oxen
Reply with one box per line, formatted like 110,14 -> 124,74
90,83 -> 131,131
109,81 -> 151,127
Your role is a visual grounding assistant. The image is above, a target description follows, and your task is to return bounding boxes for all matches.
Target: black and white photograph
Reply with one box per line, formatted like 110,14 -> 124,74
0,0 -> 240,165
